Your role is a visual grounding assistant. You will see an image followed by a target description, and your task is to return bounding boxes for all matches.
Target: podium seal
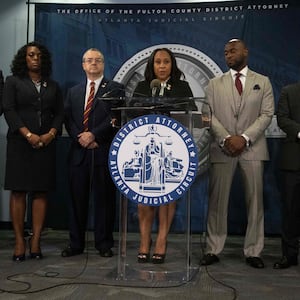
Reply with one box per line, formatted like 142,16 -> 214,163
109,114 -> 198,205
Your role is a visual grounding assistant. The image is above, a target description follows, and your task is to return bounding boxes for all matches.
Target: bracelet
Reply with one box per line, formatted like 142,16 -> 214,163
26,132 -> 32,140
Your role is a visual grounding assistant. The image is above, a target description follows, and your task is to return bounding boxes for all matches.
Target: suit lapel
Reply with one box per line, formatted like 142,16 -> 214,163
91,78 -> 109,111
76,83 -> 86,119
24,77 -> 48,98
23,78 -> 44,113
239,69 -> 255,113
243,70 -> 255,99
39,79 -> 48,98
24,77 -> 39,95
222,72 -> 236,115
96,77 -> 109,97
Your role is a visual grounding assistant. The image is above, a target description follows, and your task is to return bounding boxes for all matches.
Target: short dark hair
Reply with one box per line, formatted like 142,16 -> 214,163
144,48 -> 185,82
11,41 -> 52,78
226,38 -> 248,49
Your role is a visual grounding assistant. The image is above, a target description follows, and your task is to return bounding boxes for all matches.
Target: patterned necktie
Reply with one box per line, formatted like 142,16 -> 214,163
235,73 -> 243,95
83,81 -> 95,131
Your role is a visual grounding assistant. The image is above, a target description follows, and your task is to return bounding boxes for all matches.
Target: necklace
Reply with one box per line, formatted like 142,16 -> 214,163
32,80 -> 41,87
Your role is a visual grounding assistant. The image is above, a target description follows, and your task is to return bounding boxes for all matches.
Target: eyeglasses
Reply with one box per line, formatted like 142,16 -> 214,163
83,58 -> 104,64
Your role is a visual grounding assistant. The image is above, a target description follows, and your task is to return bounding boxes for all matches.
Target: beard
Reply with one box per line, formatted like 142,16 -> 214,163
226,58 -> 246,71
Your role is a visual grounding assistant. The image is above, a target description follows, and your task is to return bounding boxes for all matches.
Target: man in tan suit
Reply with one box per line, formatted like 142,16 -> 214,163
201,39 -> 274,268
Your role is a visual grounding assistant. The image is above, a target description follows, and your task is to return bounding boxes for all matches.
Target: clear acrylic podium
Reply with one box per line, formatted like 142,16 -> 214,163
109,97 -> 211,286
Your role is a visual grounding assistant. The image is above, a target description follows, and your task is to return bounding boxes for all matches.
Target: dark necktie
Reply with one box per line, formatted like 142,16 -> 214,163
83,81 -> 95,131
235,73 -> 243,95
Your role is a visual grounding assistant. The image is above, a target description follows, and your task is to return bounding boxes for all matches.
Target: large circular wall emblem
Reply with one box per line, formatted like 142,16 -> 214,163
114,44 -> 222,175
109,114 -> 198,206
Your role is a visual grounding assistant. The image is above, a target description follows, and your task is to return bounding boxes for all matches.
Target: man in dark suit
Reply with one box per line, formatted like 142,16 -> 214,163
274,82 -> 300,269
63,48 -> 124,258
0,70 -> 4,115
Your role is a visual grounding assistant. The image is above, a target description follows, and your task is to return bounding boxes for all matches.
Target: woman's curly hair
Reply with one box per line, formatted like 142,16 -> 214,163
11,41 -> 52,78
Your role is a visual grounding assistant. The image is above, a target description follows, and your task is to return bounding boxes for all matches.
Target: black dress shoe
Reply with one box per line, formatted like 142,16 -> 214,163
245,256 -> 264,268
99,249 -> 113,257
61,246 -> 83,257
273,256 -> 298,269
201,253 -> 219,266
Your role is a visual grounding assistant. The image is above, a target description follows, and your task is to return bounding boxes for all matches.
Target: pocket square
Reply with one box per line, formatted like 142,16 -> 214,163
253,84 -> 260,90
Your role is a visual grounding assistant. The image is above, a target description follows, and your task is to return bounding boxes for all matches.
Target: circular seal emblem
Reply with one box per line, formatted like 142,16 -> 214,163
109,114 -> 198,206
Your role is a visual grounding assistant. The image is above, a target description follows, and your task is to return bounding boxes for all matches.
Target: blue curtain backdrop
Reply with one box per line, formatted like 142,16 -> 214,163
35,0 -> 300,234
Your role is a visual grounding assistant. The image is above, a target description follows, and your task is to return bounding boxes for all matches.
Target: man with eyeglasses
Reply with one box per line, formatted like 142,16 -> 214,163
63,48 -> 125,258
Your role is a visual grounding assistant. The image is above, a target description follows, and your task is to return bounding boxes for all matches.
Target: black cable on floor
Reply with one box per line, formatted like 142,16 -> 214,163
0,234 -> 236,296
199,233 -> 237,300
0,149 -> 97,294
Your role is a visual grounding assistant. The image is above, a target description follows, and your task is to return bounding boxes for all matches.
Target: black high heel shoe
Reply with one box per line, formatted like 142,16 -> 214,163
137,252 -> 150,263
30,251 -> 43,259
137,239 -> 152,263
152,241 -> 167,264
29,237 -> 43,259
12,253 -> 25,262
12,239 -> 26,262
152,253 -> 166,264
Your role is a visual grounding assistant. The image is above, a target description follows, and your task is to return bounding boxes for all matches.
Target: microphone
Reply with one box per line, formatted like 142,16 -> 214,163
132,90 -> 150,97
100,87 -> 125,99
95,87 -> 125,129
96,88 -> 127,112
150,79 -> 160,97
100,88 -> 149,99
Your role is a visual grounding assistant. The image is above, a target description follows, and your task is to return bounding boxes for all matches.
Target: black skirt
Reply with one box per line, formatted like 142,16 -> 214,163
5,136 -> 57,191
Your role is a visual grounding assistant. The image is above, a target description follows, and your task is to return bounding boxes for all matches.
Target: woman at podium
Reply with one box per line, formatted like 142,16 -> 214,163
133,47 -> 194,264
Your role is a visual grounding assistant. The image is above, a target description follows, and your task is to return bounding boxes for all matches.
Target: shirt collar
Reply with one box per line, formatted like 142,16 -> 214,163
87,75 -> 103,87
160,77 -> 171,85
230,66 -> 248,79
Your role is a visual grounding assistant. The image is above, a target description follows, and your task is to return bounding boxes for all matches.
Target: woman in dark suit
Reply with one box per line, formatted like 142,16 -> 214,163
3,42 -> 64,261
133,47 -> 195,264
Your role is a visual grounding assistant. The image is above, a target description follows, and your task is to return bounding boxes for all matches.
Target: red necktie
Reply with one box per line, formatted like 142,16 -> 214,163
235,73 -> 243,95
83,81 -> 95,131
